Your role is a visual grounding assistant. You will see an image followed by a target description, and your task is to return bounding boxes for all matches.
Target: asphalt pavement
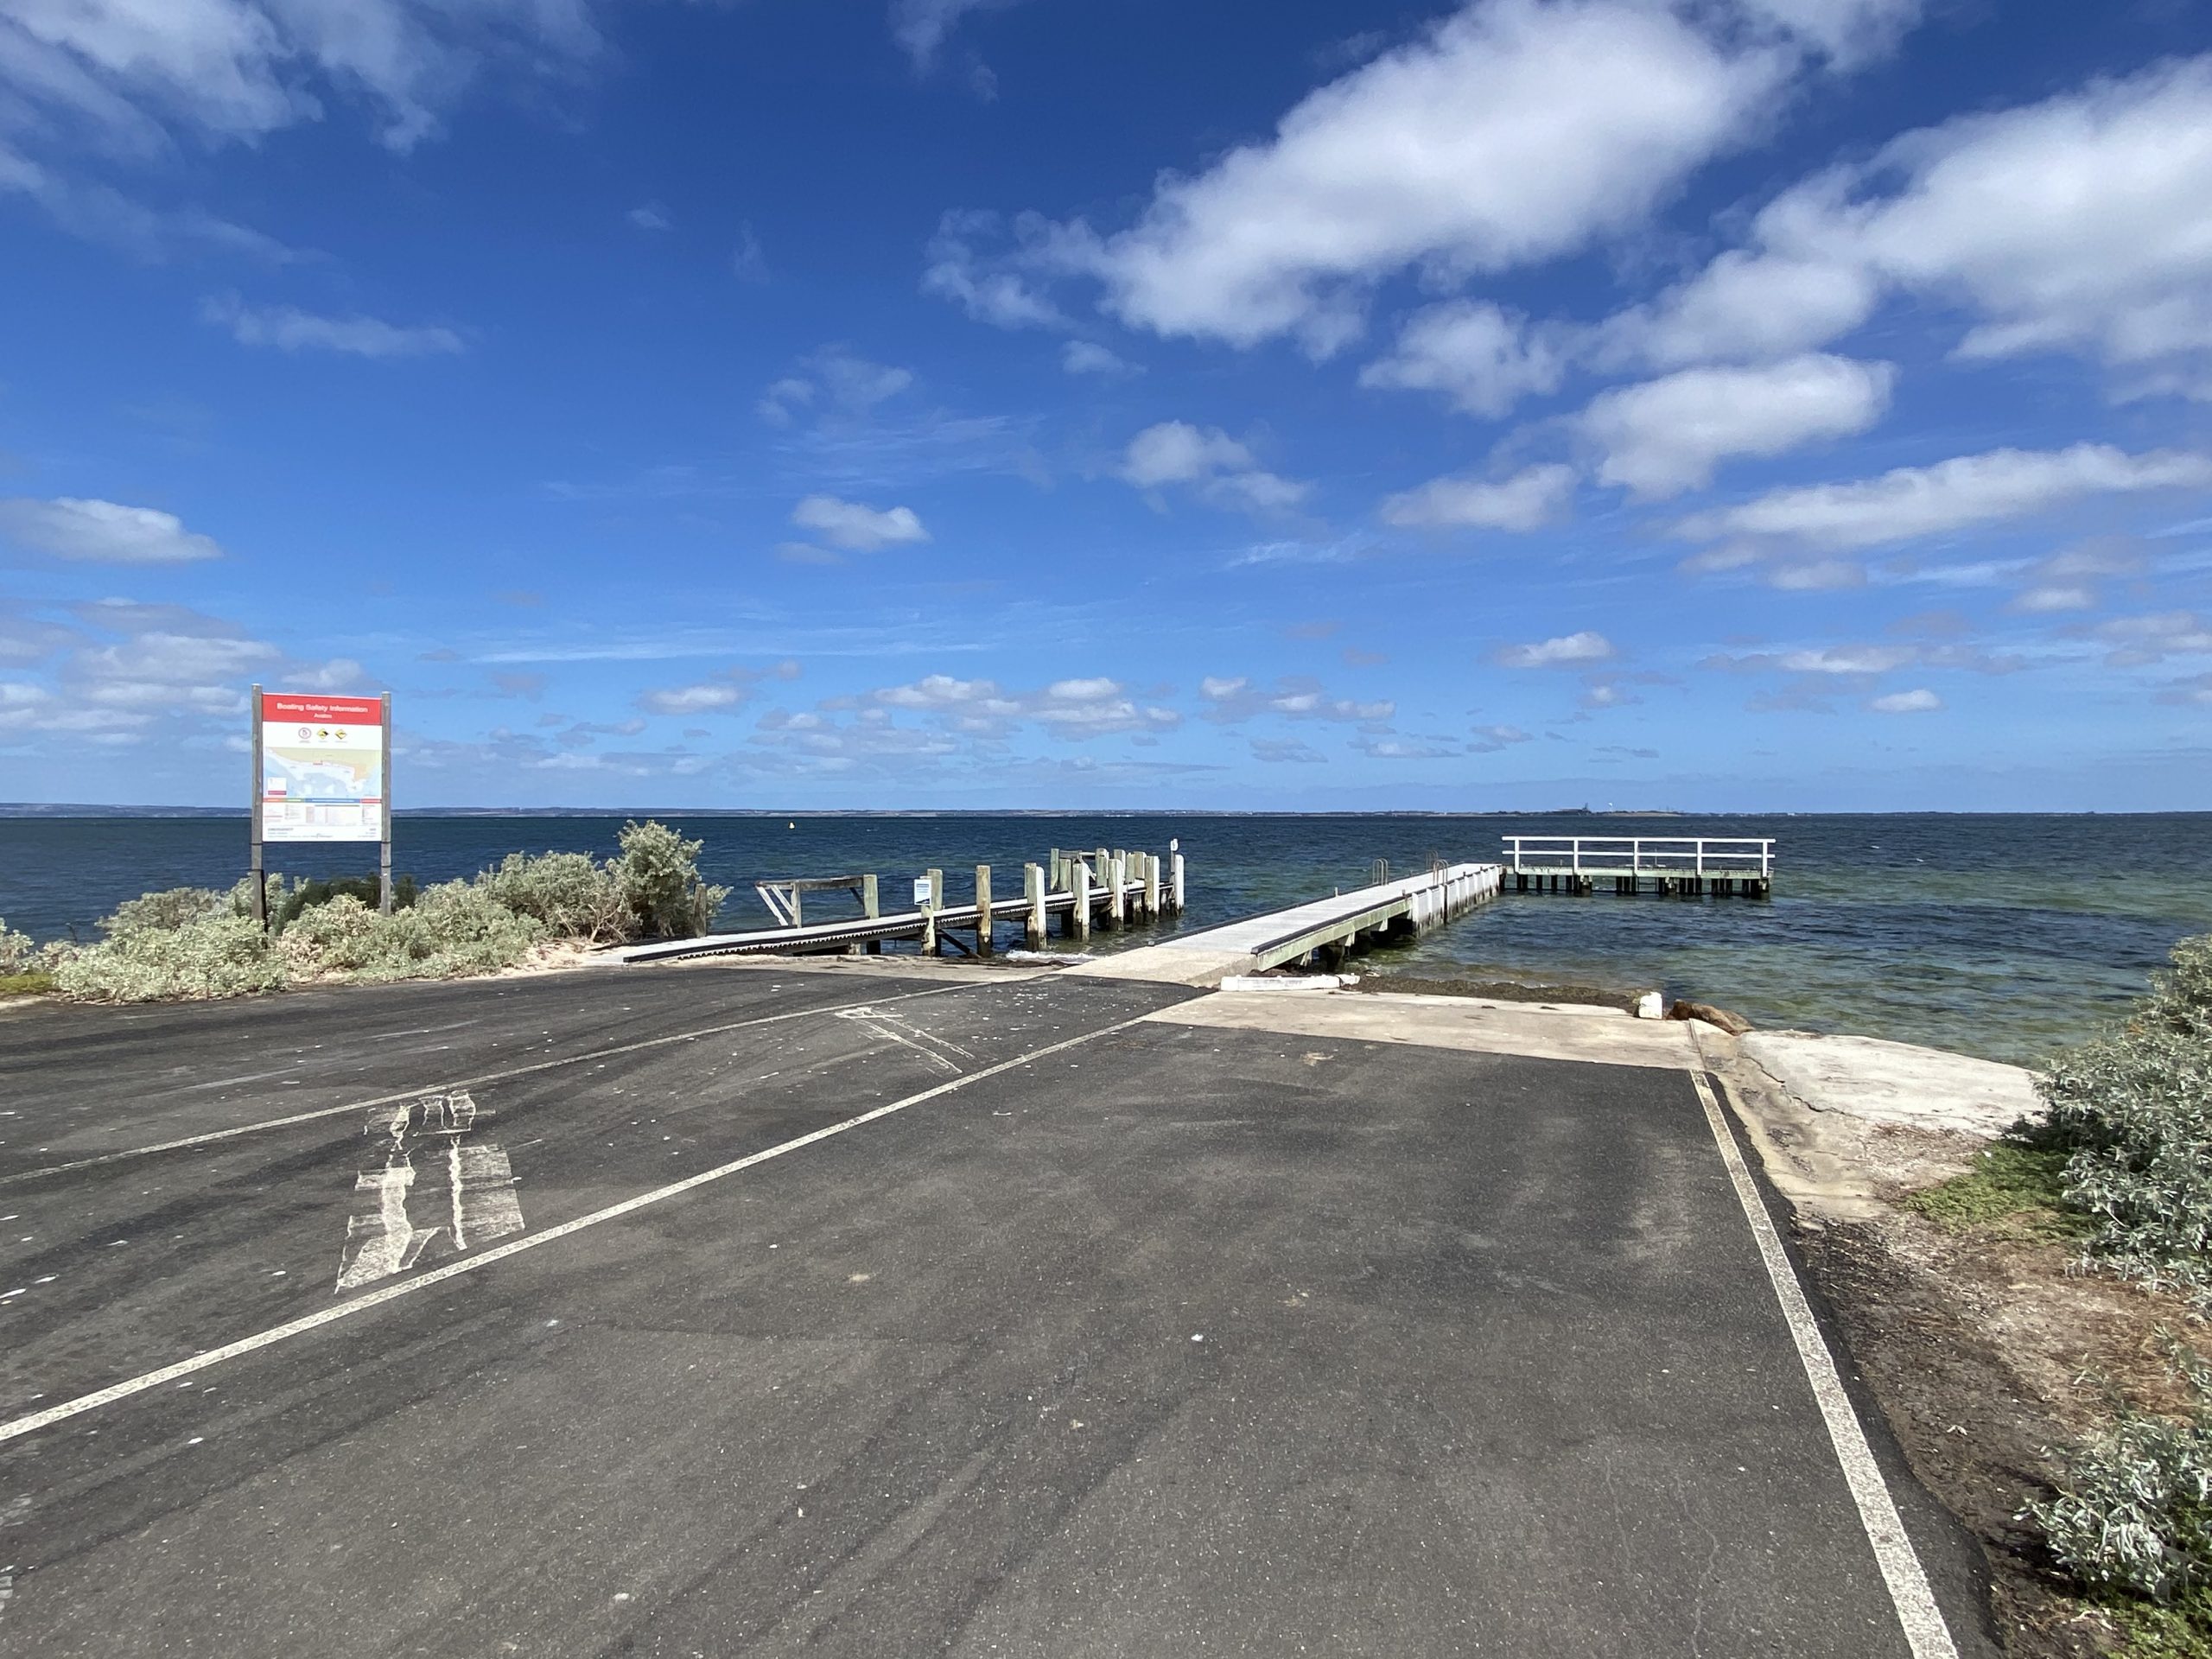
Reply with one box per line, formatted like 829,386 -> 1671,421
0,959 -> 1993,1656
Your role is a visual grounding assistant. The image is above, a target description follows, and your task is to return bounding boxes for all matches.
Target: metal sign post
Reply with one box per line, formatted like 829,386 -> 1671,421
249,681 -> 266,928
379,692 -> 393,914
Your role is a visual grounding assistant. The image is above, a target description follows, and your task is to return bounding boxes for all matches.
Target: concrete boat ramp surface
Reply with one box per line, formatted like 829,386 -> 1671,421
0,957 -> 1992,1656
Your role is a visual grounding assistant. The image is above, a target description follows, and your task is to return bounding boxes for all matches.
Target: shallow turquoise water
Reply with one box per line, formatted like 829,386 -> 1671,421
3,811 -> 2207,1065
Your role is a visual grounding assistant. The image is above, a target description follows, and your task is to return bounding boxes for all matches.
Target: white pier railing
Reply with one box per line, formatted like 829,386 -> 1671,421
1502,836 -> 1773,896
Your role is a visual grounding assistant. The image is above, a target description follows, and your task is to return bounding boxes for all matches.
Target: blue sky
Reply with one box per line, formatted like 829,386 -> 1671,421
2,0 -> 2209,810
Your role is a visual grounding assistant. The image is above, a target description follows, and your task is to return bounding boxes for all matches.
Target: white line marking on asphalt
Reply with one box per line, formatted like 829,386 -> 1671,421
1692,1070 -> 1960,1659
833,1007 -> 969,1074
0,1007 -> 1152,1447
1,976 -> 1042,1187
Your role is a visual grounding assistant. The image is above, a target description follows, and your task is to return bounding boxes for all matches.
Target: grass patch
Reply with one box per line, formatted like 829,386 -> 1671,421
2116,1592 -> 2212,1658
1904,1142 -> 2092,1242
0,969 -> 54,996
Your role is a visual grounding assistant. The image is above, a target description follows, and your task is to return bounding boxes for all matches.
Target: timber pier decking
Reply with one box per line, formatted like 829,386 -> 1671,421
1503,836 -> 1775,897
619,845 -> 1185,964
1075,861 -> 1503,984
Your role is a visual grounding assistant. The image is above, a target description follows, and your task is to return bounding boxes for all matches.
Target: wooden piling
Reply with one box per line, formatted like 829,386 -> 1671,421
922,868 -> 943,956
1025,862 -> 1046,946
1073,859 -> 1092,941
975,863 -> 993,957
1107,852 -> 1126,930
1172,850 -> 1186,915
1144,853 -> 1160,920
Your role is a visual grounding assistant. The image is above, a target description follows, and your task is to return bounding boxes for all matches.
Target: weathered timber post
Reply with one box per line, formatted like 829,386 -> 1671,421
1072,858 -> 1092,941
1144,853 -> 1160,920
975,864 -> 994,957
1025,862 -> 1046,947
1172,848 -> 1186,915
848,873 -> 879,956
1106,852 -> 1126,930
922,868 -> 943,956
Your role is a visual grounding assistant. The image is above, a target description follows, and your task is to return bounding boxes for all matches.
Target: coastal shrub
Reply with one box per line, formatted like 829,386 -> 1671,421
54,911 -> 289,1002
269,874 -> 418,932
340,881 -> 546,982
103,887 -> 228,937
2032,1348 -> 2212,1605
279,892 -> 383,971
477,851 -> 634,944
2038,932 -> 2212,1298
0,917 -> 38,975
613,820 -> 727,938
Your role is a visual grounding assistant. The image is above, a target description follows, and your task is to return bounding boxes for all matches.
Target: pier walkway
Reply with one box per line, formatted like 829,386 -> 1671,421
1082,860 -> 1502,985
1503,834 -> 1776,897
620,845 -> 1183,964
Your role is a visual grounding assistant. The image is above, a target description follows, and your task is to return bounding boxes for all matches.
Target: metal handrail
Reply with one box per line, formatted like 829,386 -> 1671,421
1501,836 -> 1774,876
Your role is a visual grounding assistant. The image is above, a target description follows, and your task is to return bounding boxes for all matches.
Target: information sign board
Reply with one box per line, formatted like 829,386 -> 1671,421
258,691 -> 386,843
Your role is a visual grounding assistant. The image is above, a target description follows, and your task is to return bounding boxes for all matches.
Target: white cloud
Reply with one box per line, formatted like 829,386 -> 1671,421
758,347 -> 914,425
731,221 -> 768,283
0,599 -> 356,741
1360,301 -> 1569,416
1677,445 -> 2212,552
626,202 -> 670,231
850,669 -> 1176,741
1496,629 -> 1614,667
0,0 -> 601,156
1061,340 -> 1137,377
1607,56 -> 2212,398
0,496 -> 224,563
1732,0 -> 1921,66
2090,612 -> 2212,667
1581,354 -> 1894,499
1869,687 -> 1940,713
200,294 -> 464,357
639,681 -> 747,715
1199,674 -> 1393,724
1469,722 -> 1532,751
890,0 -> 1019,72
1035,1 -> 1791,353
1379,462 -> 1574,531
923,210 -> 1065,328
789,494 -> 931,552
1120,422 -> 1308,516
1602,243 -> 1881,372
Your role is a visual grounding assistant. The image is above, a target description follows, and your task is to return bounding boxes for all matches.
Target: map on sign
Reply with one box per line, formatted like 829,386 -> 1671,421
260,692 -> 385,843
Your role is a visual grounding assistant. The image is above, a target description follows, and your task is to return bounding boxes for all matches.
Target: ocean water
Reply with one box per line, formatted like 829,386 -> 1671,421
3,811 -> 2207,1067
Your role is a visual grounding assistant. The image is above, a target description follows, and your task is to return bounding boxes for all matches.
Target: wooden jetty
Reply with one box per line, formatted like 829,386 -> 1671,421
1501,836 -> 1773,898
1078,861 -> 1502,985
619,844 -> 1187,965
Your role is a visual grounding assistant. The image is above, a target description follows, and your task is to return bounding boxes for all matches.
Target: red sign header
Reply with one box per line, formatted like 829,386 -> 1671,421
261,692 -> 382,724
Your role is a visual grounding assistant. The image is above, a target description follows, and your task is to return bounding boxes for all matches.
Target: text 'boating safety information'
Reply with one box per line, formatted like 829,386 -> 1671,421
259,691 -> 385,843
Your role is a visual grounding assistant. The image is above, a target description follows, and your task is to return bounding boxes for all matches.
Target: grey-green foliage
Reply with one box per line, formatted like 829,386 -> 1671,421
476,850 -> 635,944
50,820 -> 724,1002
104,887 -> 231,936
330,883 -> 547,982
0,917 -> 39,975
613,820 -> 727,938
2040,934 -> 2212,1298
2033,1348 -> 2212,1603
53,910 -> 289,1002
